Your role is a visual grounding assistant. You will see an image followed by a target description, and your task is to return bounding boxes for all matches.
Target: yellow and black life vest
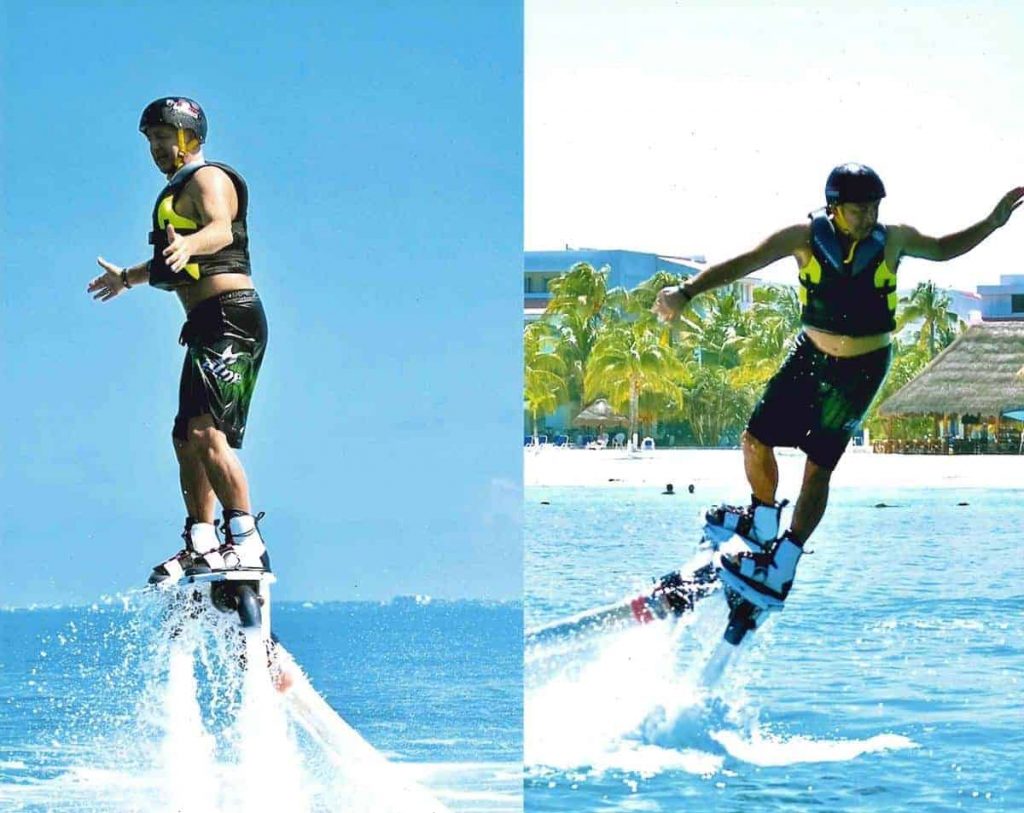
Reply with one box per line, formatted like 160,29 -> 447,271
148,161 -> 251,291
798,209 -> 898,336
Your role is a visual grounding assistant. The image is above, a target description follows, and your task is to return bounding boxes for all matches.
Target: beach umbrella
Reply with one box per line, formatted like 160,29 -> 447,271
573,399 -> 627,427
1002,409 -> 1024,422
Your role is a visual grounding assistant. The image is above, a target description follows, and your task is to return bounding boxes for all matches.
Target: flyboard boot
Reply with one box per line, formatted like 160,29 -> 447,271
718,529 -> 804,611
148,519 -> 220,585
702,498 -> 791,645
704,497 -> 787,549
187,511 -> 275,637
197,511 -> 270,572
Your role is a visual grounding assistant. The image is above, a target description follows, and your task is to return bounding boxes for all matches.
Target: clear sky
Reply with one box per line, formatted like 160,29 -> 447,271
526,0 -> 1023,289
0,2 -> 523,606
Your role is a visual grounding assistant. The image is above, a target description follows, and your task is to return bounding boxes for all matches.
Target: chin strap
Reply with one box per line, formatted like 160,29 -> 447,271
174,128 -> 201,169
830,207 -> 862,263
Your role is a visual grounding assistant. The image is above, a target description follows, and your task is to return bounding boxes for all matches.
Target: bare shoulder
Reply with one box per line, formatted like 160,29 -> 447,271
182,164 -> 238,220
885,223 -> 939,260
761,222 -> 811,261
190,164 -> 234,191
885,222 -> 911,244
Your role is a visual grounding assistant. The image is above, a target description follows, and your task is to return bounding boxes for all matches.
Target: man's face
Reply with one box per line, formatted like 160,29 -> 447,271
833,200 -> 880,239
143,124 -> 185,175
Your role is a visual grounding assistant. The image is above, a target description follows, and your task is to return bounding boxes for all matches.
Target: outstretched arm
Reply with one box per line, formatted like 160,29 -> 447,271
87,257 -> 151,302
652,223 -> 807,321
894,186 -> 1023,262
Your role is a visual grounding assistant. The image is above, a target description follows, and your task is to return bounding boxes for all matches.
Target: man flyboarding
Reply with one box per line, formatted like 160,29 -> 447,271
88,97 -> 270,585
653,164 -> 1022,611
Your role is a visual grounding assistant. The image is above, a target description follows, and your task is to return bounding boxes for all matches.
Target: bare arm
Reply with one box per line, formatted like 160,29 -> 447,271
87,258 -> 151,302
893,186 -> 1023,262
652,224 -> 808,321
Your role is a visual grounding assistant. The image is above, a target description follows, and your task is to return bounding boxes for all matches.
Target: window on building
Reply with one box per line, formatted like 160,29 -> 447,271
1011,294 -> 1024,313
525,277 -> 533,293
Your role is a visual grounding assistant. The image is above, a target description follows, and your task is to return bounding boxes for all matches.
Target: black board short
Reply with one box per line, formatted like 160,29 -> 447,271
746,331 -> 891,470
173,289 -> 268,449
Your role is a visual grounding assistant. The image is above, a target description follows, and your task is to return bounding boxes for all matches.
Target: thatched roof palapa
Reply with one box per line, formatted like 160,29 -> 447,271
574,399 -> 627,426
879,322 -> 1024,418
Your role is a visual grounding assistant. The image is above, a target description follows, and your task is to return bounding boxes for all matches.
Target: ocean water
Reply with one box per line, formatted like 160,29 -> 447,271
0,596 -> 522,812
525,484 -> 1023,812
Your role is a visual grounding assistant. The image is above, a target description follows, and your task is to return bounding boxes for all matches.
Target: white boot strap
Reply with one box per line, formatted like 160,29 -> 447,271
159,557 -> 186,582
227,514 -> 257,537
201,550 -> 230,570
188,523 -> 219,555
752,505 -> 781,542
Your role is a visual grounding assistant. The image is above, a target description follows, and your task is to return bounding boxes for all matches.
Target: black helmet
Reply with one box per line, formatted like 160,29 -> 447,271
139,97 -> 207,143
825,163 -> 885,205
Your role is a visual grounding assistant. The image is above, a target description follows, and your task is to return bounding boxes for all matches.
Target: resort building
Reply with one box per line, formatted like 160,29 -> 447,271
977,274 -> 1024,321
877,277 -> 1024,455
945,289 -> 983,324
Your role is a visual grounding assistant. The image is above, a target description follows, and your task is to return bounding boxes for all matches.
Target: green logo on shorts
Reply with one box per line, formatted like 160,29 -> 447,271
201,344 -> 245,386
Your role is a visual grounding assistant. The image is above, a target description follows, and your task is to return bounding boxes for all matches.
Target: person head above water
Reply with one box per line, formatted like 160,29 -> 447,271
825,163 -> 886,240
139,97 -> 207,176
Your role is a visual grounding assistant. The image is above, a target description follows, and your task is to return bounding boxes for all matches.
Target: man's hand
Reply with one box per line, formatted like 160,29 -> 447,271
989,186 -> 1024,229
162,224 -> 194,272
651,285 -> 692,322
88,257 -> 128,302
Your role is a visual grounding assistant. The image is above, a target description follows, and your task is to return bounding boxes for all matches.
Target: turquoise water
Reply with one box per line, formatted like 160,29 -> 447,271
525,485 -> 1023,812
0,597 -> 521,812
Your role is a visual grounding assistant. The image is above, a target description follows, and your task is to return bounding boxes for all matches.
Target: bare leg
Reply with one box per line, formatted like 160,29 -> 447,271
742,430 -> 778,504
790,458 -> 833,542
187,415 -> 252,513
175,435 -> 216,523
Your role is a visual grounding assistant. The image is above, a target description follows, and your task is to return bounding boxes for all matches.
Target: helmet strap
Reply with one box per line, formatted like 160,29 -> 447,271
832,205 -> 853,236
174,128 -> 201,169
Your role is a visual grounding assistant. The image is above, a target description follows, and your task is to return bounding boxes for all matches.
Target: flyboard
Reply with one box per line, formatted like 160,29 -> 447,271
180,567 -> 275,638
526,506 -> 780,648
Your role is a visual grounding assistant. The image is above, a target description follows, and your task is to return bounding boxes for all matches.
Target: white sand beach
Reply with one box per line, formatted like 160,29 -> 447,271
525,446 -> 1022,493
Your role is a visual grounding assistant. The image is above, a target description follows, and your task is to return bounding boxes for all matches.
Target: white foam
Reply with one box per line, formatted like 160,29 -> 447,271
153,643 -> 219,812
526,617 -> 715,774
2,589 -> 457,813
710,729 -> 917,766
526,596 -> 917,779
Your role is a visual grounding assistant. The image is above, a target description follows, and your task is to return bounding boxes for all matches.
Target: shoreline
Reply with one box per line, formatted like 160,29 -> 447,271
525,447 -> 1023,492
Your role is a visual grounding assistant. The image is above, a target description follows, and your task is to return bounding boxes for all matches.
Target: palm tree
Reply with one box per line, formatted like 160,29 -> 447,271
524,321 -> 568,442
735,284 -> 802,386
676,285 -> 747,369
545,261 -> 609,317
671,284 -> 793,445
680,362 -> 755,446
898,281 -> 961,359
544,262 -> 610,419
584,318 -> 689,446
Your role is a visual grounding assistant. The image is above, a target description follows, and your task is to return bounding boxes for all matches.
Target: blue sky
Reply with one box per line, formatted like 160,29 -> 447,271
0,2 -> 523,606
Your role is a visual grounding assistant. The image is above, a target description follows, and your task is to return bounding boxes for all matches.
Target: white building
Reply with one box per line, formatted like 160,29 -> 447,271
977,274 -> 1024,321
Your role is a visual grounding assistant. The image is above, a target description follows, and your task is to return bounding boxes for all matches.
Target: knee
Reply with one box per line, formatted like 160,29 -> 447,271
186,419 -> 225,458
742,430 -> 768,454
